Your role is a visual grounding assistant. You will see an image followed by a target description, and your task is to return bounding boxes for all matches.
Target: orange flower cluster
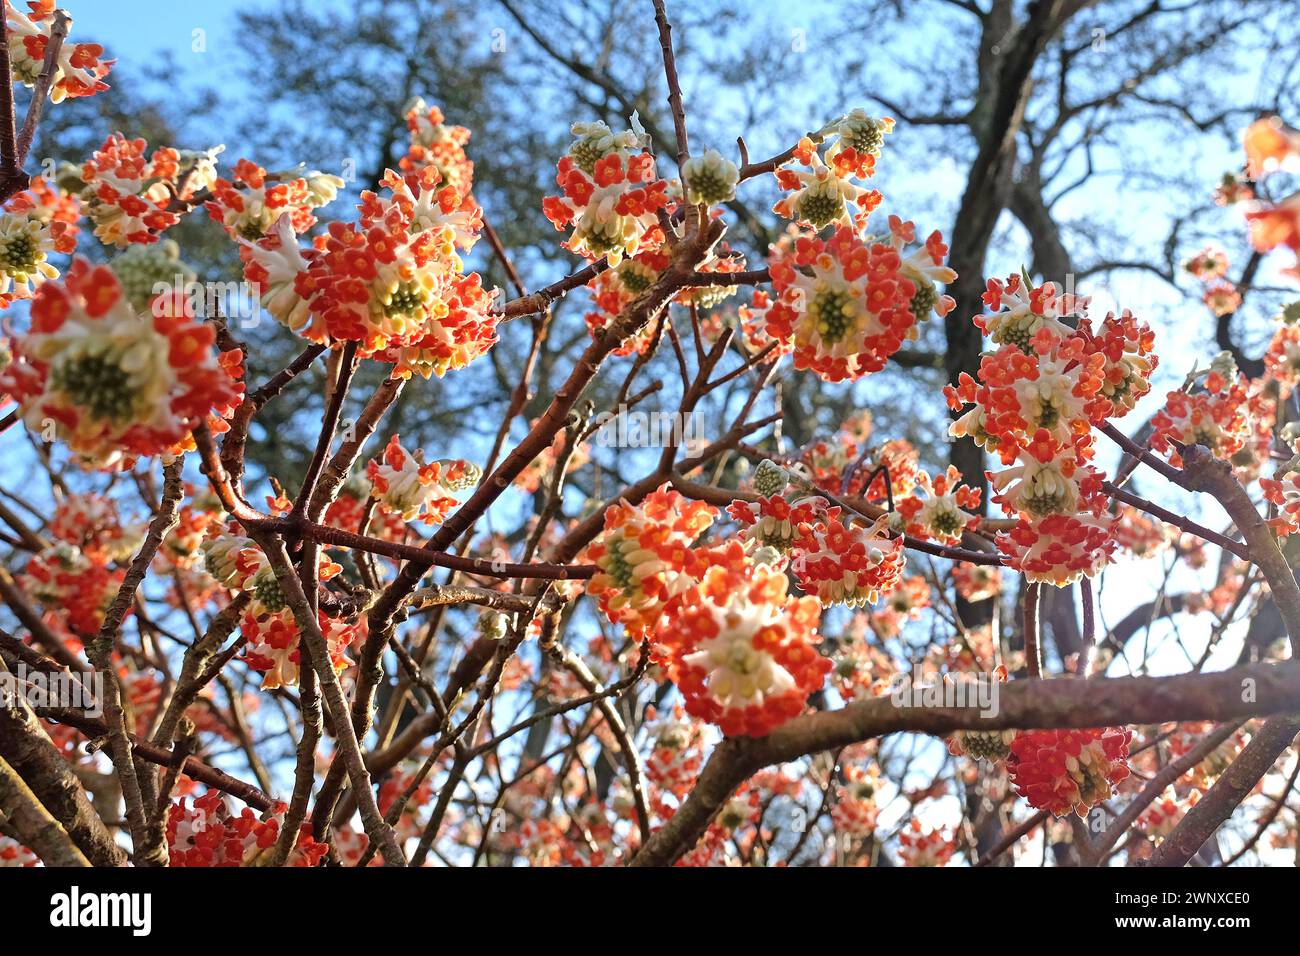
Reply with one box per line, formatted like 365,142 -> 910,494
656,541 -> 829,737
0,259 -> 244,470
948,292 -> 1158,585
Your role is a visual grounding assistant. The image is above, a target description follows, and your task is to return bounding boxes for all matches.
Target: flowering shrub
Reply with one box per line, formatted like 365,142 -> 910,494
763,223 -> 947,382
0,1 -> 1294,876
367,435 -> 480,524
585,484 -> 717,637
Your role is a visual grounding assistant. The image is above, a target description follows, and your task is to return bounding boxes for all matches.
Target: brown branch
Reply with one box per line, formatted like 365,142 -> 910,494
629,658 -> 1300,866
0,11 -> 28,200
0,755 -> 89,867
1023,582 -> 1043,678
1102,480 -> 1247,560
14,8 -> 69,166
1085,720 -> 1246,864
1149,715 -> 1300,867
42,707 -> 274,812
84,457 -> 185,866
249,531 -> 406,866
0,661 -> 127,865
651,0 -> 690,168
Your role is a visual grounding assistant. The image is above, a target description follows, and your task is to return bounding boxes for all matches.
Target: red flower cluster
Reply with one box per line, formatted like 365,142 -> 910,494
238,608 -> 358,690
542,121 -> 670,264
657,541 -> 829,737
947,300 -> 1157,585
78,135 -> 204,247
22,543 -> 125,637
366,434 -> 479,524
0,176 -> 81,308
1007,727 -> 1132,817
727,492 -> 827,553
1265,323 -> 1300,395
205,158 -> 343,240
771,114 -> 890,231
6,1 -> 111,103
1150,370 -> 1252,467
241,159 -> 496,377
0,259 -> 244,470
585,484 -> 718,638
764,224 -> 929,382
953,563 -> 1002,603
893,465 -> 981,545
789,513 -> 906,608
897,819 -> 956,867
399,97 -> 475,196
166,792 -> 327,867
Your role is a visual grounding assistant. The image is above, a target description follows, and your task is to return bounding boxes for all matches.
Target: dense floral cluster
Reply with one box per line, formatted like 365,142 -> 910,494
892,465 -> 980,545
764,222 -> 953,382
0,177 -> 79,307
22,542 -> 125,636
6,1 -> 111,102
952,563 -> 1002,602
948,728 -> 1016,763
947,291 -> 1158,585
581,248 -> 670,355
76,135 -> 214,247
585,484 -> 718,638
241,607 -> 357,690
1138,792 -> 1199,840
896,819 -> 955,867
199,526 -> 354,689
727,490 -> 826,553
399,96 -> 476,195
108,238 -> 193,311
657,541 -> 829,736
0,259 -> 243,469
831,765 -> 880,837
205,158 -> 343,240
1007,727 -> 1133,817
1114,504 -> 1175,558
829,621 -> 897,700
242,163 -> 496,376
789,411 -> 889,498
1160,721 -> 1249,790
644,704 -> 706,798
47,492 -> 141,562
166,792 -> 327,867
1150,368 -> 1252,467
1265,322 -> 1300,395
868,574 -> 931,639
772,112 -> 891,230
366,434 -> 479,524
542,120 -> 670,264
790,513 -> 906,608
